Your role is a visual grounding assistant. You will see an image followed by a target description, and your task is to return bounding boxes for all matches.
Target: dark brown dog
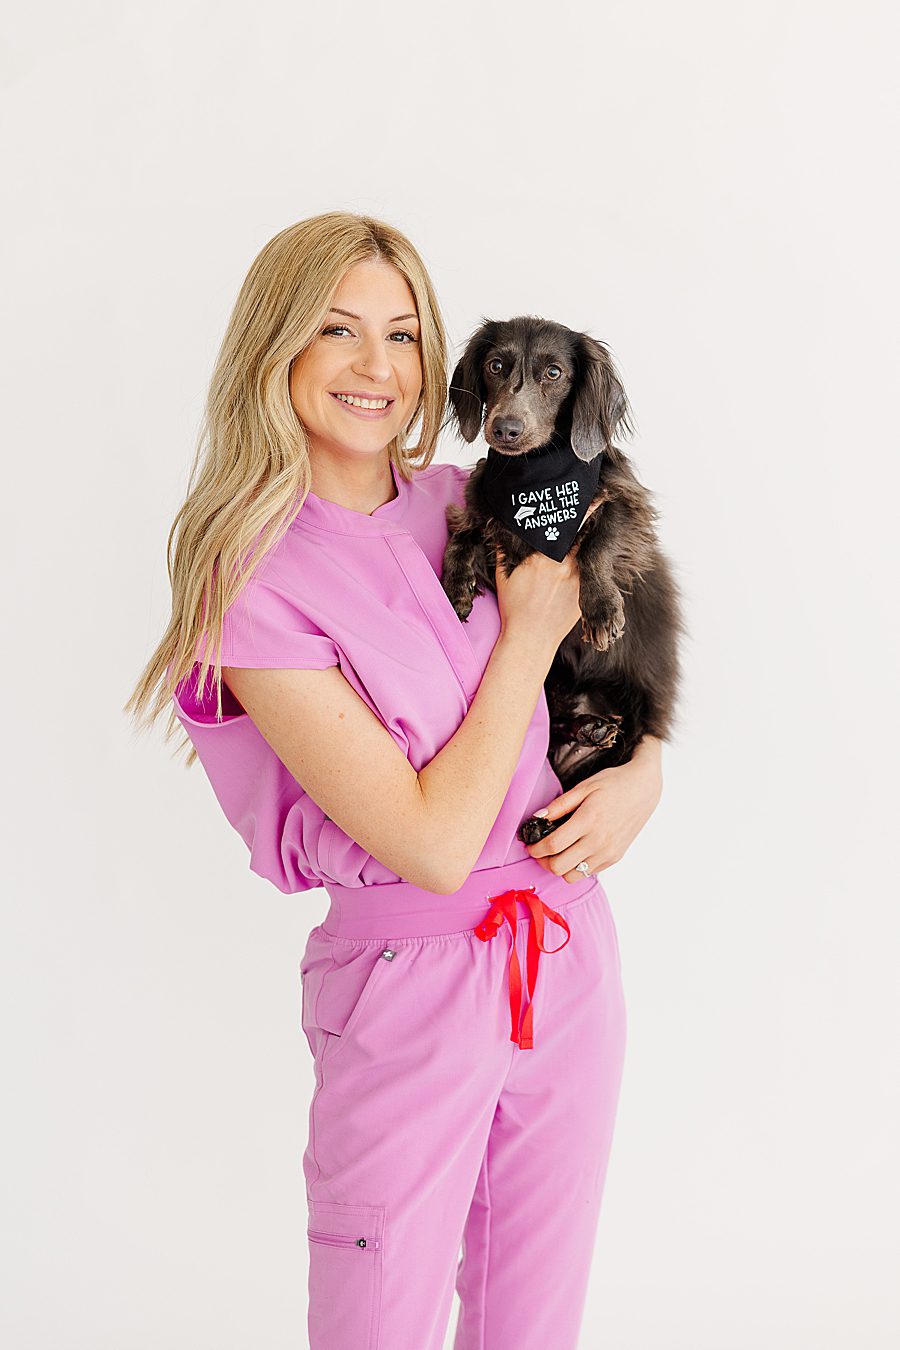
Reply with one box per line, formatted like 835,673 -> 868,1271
441,316 -> 685,844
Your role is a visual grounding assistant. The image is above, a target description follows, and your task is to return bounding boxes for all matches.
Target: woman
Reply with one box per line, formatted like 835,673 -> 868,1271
126,211 -> 663,1349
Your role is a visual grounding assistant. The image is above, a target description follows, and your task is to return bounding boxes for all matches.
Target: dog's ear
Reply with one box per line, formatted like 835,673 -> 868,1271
570,334 -> 634,462
448,327 -> 493,443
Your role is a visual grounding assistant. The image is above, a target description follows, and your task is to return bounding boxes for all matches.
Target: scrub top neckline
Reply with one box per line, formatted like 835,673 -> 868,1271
291,457 -> 412,536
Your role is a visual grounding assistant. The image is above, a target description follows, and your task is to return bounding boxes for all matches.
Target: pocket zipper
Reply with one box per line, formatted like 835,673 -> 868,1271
308,1228 -> 380,1251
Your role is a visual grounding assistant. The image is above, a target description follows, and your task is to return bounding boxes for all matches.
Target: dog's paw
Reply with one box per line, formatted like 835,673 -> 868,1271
580,594 -> 626,651
440,566 -> 479,621
443,583 -> 475,622
517,811 -> 574,845
551,712 -> 623,750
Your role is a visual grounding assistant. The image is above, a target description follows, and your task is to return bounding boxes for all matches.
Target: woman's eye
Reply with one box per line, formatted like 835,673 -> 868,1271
546,365 -> 562,380
488,358 -> 503,374
322,325 -> 418,345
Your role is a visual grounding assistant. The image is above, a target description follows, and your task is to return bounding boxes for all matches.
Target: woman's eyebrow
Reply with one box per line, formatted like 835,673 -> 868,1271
328,306 -> 419,323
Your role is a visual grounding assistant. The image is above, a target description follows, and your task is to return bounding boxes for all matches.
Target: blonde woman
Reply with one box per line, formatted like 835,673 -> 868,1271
126,212 -> 663,1349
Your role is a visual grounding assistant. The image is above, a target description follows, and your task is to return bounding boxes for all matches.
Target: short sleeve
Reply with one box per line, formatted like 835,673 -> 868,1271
219,571 -> 340,671
173,556 -> 341,728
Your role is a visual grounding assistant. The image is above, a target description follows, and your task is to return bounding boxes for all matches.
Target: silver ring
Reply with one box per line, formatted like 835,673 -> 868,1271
575,861 -> 592,875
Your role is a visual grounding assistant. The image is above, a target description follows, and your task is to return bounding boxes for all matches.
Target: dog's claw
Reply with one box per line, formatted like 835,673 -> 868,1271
581,606 -> 626,652
517,810 -> 574,845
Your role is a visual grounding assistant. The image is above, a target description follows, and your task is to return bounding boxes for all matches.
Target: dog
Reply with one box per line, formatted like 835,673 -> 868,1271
441,316 -> 685,845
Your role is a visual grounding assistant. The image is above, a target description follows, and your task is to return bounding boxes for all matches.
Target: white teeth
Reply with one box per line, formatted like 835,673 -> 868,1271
335,393 -> 390,410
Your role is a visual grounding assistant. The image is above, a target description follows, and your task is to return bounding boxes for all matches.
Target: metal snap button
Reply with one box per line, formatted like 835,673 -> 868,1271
381,948 -> 396,961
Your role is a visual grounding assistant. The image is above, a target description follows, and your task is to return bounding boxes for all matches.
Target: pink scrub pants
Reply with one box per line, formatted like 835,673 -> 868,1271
299,856 -> 627,1349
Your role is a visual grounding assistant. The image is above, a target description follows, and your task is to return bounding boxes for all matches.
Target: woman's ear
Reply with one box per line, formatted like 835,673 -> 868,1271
570,334 -> 633,462
448,331 -> 491,443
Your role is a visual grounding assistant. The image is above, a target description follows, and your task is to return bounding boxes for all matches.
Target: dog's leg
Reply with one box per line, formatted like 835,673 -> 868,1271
441,505 -> 485,622
576,555 -> 626,652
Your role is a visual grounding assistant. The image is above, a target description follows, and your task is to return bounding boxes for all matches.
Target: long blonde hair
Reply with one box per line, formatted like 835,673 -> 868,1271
124,212 -> 450,766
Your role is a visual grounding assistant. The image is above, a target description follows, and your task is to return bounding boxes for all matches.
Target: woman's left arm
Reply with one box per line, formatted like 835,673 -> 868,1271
525,735 -> 664,880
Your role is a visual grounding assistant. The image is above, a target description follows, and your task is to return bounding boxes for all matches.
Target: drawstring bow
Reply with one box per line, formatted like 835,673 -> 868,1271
474,886 -> 571,1049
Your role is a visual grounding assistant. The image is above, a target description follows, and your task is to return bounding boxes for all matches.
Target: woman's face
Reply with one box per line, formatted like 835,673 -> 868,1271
290,258 -> 423,465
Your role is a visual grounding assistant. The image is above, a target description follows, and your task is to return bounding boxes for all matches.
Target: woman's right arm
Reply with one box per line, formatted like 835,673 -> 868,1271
222,551 -> 584,894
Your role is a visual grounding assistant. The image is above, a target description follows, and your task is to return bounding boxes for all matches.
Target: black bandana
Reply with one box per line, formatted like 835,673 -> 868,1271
480,441 -> 602,562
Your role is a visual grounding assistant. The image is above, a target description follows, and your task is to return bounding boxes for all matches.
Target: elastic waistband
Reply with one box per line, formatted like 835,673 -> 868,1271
322,854 -> 602,940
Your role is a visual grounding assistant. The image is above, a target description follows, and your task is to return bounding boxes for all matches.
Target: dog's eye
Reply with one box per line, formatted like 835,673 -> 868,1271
546,365 -> 562,380
487,359 -> 503,375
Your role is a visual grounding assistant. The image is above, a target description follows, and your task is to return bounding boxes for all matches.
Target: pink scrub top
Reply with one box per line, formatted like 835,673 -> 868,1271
171,459 -> 563,894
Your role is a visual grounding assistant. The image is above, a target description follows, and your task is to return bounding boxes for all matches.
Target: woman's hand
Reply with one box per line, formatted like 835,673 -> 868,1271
525,736 -> 664,881
494,501 -> 602,650
494,546 -> 583,650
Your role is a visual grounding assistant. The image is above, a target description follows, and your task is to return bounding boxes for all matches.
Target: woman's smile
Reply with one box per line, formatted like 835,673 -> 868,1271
329,391 -> 396,419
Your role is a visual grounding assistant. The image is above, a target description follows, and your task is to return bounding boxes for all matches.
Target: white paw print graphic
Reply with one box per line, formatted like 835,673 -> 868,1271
545,525 -> 559,541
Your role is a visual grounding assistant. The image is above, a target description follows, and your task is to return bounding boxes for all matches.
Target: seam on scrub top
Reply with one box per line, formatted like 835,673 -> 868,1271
293,518 -> 412,539
321,818 -> 336,882
222,654 -> 340,668
319,880 -> 600,946
384,535 -> 473,706
307,1068 -> 321,1190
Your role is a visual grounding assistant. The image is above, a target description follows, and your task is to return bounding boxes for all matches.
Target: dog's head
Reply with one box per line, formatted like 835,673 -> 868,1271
448,316 -> 633,463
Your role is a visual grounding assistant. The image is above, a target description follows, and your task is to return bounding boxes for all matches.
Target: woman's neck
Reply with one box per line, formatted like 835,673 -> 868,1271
308,453 -> 397,516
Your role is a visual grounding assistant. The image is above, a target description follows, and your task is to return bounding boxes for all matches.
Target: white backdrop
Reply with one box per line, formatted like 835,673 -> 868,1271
2,2 -> 898,1346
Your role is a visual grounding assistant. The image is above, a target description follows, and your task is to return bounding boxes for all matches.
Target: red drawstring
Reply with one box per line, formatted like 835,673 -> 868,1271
474,886 -> 571,1049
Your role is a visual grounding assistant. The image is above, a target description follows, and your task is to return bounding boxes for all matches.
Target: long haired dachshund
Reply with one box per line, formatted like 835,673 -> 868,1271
441,316 -> 685,844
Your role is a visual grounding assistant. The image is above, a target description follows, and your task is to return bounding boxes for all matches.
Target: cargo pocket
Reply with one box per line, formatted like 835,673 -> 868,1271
300,932 -> 397,1067
307,1199 -> 385,1348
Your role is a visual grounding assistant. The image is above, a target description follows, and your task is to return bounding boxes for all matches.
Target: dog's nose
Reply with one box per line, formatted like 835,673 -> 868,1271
491,417 -> 524,445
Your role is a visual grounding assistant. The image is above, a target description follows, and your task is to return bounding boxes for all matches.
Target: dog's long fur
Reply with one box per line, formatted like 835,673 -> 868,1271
442,317 -> 684,836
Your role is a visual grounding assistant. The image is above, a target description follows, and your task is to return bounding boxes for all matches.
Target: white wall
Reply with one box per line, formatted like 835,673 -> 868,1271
2,2 -> 898,1346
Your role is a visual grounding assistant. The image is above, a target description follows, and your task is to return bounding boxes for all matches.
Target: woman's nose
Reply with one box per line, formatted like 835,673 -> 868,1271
353,333 -> 391,382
